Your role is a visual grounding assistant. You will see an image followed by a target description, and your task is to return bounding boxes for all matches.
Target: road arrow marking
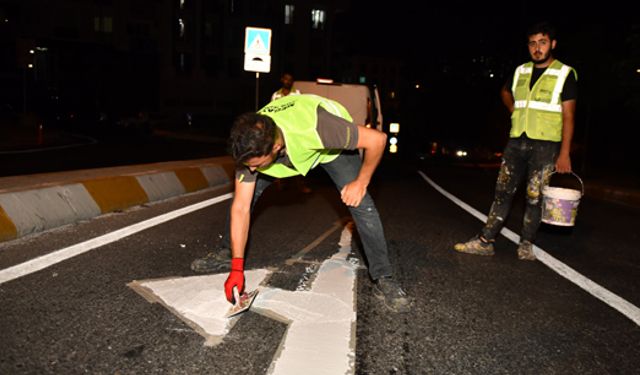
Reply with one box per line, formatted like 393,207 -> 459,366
128,269 -> 270,346
129,224 -> 358,374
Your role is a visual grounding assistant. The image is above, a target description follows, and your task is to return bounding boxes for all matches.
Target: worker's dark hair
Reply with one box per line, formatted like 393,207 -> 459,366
228,112 -> 276,165
527,21 -> 557,41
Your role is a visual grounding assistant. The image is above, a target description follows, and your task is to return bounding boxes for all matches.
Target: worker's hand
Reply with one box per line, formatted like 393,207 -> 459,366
340,180 -> 367,207
555,154 -> 572,174
224,258 -> 245,304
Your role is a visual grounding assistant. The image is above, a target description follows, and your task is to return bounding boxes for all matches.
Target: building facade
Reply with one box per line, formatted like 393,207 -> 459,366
0,0 -> 353,124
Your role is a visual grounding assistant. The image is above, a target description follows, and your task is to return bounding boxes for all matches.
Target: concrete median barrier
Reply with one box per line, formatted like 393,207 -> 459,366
0,157 -> 235,243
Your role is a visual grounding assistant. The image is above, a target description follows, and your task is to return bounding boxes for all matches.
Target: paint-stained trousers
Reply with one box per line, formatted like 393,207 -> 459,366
220,151 -> 393,280
481,136 -> 559,243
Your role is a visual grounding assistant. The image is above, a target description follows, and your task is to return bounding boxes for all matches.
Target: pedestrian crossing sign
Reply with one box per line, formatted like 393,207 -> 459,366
245,27 -> 271,54
244,27 -> 272,73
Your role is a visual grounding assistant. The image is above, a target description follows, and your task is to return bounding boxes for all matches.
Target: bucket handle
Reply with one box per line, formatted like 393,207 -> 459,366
548,170 -> 584,196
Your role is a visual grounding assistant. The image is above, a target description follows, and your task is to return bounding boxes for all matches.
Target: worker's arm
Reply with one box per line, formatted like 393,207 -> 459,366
556,99 -> 576,173
500,84 -> 515,114
229,178 -> 255,259
224,177 -> 256,303
340,125 -> 387,207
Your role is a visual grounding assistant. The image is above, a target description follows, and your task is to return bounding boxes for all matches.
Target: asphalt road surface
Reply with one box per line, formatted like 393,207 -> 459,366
1,158 -> 639,374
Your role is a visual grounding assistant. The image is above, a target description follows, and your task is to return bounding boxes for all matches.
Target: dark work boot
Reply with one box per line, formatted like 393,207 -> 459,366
453,235 -> 495,256
373,277 -> 412,313
190,247 -> 231,273
517,241 -> 536,261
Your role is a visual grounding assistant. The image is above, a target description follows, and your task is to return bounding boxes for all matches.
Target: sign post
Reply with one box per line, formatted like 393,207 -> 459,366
244,27 -> 272,110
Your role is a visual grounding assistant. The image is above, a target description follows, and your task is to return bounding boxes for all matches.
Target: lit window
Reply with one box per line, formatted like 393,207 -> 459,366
178,18 -> 185,38
103,17 -> 113,33
284,5 -> 294,24
311,9 -> 325,30
179,0 -> 185,9
229,0 -> 239,14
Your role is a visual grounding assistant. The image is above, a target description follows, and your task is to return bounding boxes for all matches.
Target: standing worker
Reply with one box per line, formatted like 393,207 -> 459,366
453,21 -> 577,260
271,72 -> 301,101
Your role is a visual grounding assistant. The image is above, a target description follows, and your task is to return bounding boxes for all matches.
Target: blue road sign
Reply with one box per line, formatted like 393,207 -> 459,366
245,27 -> 271,54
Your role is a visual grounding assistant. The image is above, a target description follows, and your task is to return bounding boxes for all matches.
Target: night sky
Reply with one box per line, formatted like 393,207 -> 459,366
345,0 -> 636,62
340,0 -> 639,173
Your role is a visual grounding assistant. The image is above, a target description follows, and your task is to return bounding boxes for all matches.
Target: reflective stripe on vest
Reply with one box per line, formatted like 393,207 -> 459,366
514,100 -> 561,112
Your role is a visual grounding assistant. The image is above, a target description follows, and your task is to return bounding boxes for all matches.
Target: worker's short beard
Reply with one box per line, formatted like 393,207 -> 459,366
532,50 -> 552,64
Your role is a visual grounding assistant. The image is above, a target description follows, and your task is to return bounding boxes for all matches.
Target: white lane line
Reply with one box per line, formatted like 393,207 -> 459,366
418,170 -> 640,326
286,219 -> 344,265
0,193 -> 233,285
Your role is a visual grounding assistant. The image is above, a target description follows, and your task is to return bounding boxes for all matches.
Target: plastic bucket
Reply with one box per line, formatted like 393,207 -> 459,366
541,172 -> 584,226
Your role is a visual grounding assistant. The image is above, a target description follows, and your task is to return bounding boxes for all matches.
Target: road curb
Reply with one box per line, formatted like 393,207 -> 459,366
0,157 -> 235,243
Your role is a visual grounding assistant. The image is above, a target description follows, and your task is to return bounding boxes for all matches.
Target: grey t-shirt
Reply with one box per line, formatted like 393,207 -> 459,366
236,106 -> 359,183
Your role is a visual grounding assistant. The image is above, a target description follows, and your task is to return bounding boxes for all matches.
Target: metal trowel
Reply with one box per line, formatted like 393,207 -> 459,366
224,286 -> 259,318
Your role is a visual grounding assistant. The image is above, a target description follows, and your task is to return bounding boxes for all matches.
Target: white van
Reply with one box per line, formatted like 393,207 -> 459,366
294,79 -> 383,131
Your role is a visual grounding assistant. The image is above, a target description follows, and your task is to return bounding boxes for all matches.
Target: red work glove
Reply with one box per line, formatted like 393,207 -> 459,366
224,258 -> 245,304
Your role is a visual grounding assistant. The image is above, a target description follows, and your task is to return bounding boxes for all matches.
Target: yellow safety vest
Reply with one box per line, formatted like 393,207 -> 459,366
257,94 -> 353,178
510,59 -> 577,141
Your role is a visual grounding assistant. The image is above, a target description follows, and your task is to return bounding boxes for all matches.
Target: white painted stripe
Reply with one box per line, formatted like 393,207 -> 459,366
136,172 -> 186,202
286,219 -> 344,264
263,224 -> 357,375
0,193 -> 233,285
418,170 -> 640,326
0,184 -> 101,236
200,166 -> 230,187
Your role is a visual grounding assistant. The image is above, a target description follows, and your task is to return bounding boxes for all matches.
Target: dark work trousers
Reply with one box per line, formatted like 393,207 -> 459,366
481,136 -> 559,244
219,151 -> 393,280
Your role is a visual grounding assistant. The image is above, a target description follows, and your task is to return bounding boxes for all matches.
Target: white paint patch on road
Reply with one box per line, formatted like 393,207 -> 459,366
0,193 -> 233,285
262,225 -> 357,375
418,170 -> 640,326
129,225 -> 358,374
129,269 -> 270,346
